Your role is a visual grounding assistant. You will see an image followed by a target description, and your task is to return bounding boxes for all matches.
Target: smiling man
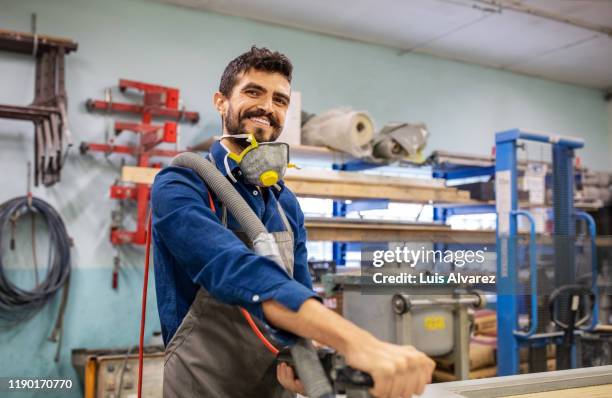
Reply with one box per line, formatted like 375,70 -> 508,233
151,46 -> 434,398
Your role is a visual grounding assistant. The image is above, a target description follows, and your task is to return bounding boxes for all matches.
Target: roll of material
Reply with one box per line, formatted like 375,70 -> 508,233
583,171 -> 611,187
301,107 -> 374,158
581,186 -> 611,202
372,122 -> 429,163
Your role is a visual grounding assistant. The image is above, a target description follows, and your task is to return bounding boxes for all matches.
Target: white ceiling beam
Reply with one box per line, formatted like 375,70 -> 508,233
473,0 -> 612,36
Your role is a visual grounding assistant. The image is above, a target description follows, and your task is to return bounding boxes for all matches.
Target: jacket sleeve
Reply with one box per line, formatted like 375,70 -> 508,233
151,166 -> 317,318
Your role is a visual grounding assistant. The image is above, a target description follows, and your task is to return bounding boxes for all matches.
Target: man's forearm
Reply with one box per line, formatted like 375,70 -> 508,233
264,298 -> 436,398
262,298 -> 375,354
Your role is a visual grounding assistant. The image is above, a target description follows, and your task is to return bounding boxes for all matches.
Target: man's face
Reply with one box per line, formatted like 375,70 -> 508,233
217,69 -> 291,146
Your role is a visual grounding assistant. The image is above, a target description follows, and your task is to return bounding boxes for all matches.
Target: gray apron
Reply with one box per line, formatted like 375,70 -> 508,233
163,198 -> 296,398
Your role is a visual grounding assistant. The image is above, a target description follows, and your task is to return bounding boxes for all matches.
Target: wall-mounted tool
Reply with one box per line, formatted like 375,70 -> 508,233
80,79 -> 199,288
86,79 -> 199,124
0,25 -> 78,186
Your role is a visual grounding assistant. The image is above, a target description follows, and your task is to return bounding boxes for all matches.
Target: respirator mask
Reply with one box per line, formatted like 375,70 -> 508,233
222,134 -> 292,187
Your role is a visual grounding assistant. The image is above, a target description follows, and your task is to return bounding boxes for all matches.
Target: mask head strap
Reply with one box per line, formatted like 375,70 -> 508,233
221,134 -> 259,163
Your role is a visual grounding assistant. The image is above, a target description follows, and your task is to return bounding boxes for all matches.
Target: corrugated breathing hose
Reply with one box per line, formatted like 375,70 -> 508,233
0,195 -> 71,361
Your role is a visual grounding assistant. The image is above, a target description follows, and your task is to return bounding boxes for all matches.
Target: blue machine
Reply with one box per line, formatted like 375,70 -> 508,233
495,128 -> 599,375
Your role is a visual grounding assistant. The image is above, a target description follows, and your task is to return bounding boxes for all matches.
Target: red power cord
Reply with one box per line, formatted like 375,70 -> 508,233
137,193 -> 279,397
137,212 -> 152,398
240,307 -> 279,355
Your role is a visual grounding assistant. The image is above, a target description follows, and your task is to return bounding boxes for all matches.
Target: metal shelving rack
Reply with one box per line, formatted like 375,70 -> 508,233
324,151 -> 495,266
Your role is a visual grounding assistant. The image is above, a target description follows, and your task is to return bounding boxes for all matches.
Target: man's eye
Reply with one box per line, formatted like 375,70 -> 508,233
274,97 -> 288,106
245,89 -> 259,96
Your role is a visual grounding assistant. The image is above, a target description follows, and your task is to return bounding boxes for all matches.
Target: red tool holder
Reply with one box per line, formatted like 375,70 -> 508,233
86,79 -> 199,124
81,79 -> 199,272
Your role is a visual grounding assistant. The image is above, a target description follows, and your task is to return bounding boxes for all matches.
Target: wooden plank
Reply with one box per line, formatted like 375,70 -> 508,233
120,165 -> 474,203
305,218 -> 612,246
285,168 -> 447,188
502,384 -> 612,398
121,166 -> 160,185
0,28 -> 78,53
285,170 -> 473,204
305,219 -> 495,243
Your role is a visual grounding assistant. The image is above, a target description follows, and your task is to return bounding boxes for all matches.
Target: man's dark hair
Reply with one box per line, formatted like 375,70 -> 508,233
219,46 -> 293,97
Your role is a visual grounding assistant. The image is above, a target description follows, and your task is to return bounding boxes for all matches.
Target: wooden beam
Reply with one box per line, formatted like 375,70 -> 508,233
305,218 -> 612,247
0,28 -> 78,54
305,218 -> 494,243
285,169 -> 473,204
121,166 -> 160,185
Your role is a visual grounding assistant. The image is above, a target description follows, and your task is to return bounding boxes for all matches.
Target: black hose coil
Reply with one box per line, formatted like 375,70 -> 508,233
0,196 -> 71,325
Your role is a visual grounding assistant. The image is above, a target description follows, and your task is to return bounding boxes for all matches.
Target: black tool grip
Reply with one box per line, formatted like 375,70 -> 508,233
277,347 -> 374,390
335,366 -> 374,387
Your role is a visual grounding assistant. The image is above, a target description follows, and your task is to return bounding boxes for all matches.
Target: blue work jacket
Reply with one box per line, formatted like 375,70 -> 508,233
151,140 -> 316,346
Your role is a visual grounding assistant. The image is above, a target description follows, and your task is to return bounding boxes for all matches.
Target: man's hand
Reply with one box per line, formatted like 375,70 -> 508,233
264,298 -> 436,398
344,336 -> 435,398
276,362 -> 305,395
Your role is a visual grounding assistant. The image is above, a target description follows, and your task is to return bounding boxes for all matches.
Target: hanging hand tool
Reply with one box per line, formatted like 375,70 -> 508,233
0,26 -> 77,186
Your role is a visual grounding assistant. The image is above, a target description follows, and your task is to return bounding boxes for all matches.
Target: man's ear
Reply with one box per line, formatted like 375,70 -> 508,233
213,92 -> 227,115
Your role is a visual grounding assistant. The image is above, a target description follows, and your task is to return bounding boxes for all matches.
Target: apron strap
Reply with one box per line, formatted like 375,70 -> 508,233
276,201 -> 293,236
198,154 -> 281,358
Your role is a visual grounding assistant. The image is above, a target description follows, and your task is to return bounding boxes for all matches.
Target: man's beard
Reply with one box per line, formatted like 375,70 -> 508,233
224,105 -> 282,150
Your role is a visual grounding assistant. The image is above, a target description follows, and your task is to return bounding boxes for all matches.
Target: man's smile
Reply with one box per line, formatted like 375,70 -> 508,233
248,116 -> 271,126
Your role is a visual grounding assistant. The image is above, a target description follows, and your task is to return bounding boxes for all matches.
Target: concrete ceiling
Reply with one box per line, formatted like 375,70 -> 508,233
158,0 -> 612,90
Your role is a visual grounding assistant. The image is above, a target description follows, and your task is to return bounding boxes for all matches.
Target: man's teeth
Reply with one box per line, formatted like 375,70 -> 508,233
250,117 -> 270,126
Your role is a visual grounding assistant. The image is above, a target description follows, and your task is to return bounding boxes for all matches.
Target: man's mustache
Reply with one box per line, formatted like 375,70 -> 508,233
241,109 -> 280,128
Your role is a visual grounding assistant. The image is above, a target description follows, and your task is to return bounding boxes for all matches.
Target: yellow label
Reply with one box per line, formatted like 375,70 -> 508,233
424,316 -> 446,331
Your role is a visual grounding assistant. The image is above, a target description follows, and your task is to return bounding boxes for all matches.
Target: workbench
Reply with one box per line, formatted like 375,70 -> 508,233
421,365 -> 612,398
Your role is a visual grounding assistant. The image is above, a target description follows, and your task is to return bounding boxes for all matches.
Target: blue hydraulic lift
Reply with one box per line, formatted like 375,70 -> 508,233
329,128 -> 599,375
495,128 -> 599,375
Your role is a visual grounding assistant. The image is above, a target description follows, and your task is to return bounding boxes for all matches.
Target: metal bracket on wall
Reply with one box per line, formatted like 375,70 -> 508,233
0,28 -> 78,186
81,79 -> 200,248
80,79 -> 199,288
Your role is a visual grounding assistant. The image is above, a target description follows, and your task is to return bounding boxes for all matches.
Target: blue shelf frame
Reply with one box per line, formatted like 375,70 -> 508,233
331,154 -> 499,265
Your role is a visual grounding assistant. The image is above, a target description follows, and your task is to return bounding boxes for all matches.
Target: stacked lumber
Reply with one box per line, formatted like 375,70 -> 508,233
433,341 -> 497,382
433,310 -> 557,382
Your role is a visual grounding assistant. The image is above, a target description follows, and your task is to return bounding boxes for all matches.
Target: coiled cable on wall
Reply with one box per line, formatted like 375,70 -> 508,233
0,195 -> 71,359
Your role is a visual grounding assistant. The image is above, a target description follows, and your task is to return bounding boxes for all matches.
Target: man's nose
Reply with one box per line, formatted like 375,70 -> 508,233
256,94 -> 274,113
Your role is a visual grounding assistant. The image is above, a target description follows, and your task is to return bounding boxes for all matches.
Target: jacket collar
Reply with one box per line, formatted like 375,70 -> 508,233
209,140 -> 240,183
